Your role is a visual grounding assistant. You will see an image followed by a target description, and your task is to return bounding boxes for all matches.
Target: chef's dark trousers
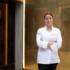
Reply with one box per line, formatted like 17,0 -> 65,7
38,63 -> 58,70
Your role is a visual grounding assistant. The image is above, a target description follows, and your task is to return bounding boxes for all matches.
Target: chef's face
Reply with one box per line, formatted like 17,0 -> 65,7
44,14 -> 53,27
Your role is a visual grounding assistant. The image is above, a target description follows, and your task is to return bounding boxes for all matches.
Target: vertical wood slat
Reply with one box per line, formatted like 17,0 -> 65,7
5,4 -> 8,65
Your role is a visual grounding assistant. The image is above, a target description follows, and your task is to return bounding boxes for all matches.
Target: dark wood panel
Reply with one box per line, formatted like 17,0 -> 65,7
0,0 -> 22,3
0,3 -> 5,66
8,2 -> 15,66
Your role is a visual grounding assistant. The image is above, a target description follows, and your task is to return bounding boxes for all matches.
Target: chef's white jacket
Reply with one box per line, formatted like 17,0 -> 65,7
36,26 -> 62,64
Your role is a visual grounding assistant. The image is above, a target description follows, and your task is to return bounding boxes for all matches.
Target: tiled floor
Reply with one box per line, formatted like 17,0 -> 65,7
25,51 -> 70,70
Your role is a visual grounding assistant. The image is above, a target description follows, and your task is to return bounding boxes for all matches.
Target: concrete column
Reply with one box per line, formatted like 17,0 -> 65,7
15,3 -> 23,70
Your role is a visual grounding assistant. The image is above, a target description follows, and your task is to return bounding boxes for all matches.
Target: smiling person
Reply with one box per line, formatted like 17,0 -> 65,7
36,12 -> 62,70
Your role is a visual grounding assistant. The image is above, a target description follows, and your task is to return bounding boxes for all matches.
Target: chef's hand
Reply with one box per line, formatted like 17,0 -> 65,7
48,41 -> 54,49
